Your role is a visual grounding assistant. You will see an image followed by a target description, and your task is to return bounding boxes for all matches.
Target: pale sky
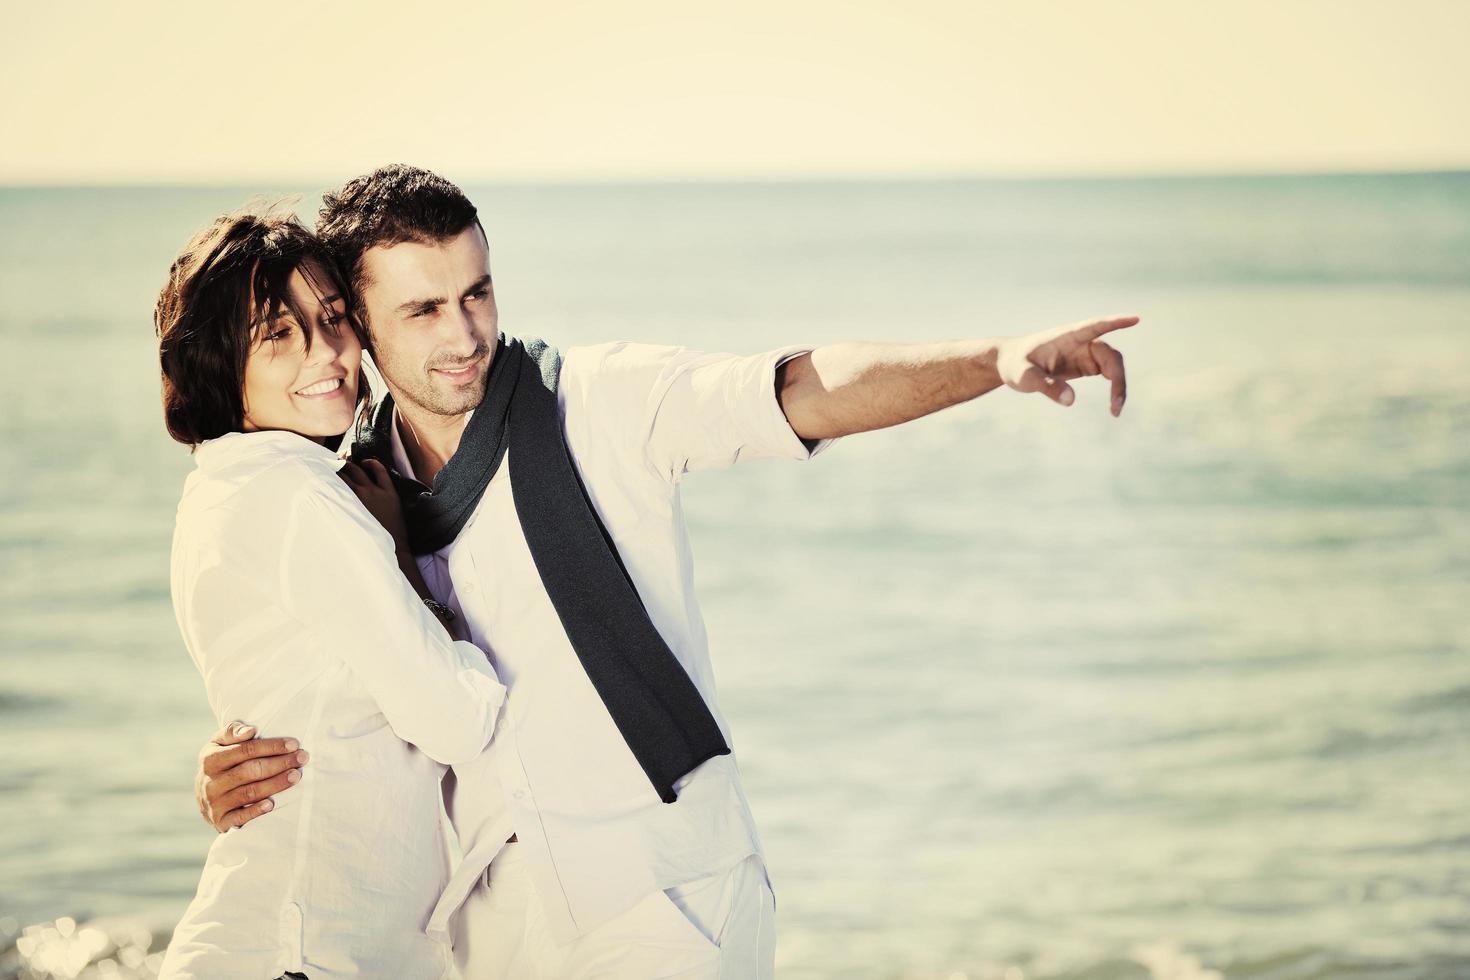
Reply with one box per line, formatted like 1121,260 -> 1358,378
3,0 -> 1468,184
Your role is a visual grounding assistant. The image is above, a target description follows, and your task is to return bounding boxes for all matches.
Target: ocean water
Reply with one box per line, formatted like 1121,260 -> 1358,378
1,173 -> 1468,979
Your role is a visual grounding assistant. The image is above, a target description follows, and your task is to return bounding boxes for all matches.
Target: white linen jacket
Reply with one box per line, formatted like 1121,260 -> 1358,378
161,431 -> 506,980
401,343 -> 832,945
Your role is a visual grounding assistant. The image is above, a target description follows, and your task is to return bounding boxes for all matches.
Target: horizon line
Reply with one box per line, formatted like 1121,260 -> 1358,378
2,164 -> 1468,191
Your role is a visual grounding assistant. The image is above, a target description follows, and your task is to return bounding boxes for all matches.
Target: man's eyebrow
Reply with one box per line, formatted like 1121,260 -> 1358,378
462,274 -> 492,297
396,295 -> 445,315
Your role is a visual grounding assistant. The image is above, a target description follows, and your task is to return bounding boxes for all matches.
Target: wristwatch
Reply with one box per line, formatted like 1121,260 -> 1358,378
424,598 -> 457,628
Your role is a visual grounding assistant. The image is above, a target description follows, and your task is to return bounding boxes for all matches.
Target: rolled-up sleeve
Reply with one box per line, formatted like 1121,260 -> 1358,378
279,479 -> 505,766
562,342 -> 836,482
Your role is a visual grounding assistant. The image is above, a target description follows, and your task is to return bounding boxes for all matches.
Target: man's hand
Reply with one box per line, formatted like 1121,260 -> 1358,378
996,314 -> 1136,416
778,313 -> 1140,440
196,721 -> 308,833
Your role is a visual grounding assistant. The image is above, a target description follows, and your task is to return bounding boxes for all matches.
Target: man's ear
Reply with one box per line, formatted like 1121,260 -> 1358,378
350,308 -> 375,356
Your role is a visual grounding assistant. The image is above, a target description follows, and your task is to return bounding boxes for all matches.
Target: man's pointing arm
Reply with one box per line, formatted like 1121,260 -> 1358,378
777,315 -> 1138,441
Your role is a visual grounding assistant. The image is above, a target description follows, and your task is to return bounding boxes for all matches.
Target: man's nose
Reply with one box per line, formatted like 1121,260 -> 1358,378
438,302 -> 482,358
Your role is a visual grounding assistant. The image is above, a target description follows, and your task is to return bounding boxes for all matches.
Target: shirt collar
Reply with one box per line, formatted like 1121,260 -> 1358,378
388,407 -> 418,482
388,406 -> 474,484
193,429 -> 347,474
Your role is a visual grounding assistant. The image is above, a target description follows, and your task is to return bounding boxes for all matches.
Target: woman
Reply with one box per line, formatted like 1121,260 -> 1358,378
154,206 -> 504,979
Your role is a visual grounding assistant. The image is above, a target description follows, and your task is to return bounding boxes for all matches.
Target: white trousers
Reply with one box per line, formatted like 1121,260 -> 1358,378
451,843 -> 775,979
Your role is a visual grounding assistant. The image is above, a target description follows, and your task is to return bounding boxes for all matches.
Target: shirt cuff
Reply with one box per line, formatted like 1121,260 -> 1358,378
771,347 -> 838,460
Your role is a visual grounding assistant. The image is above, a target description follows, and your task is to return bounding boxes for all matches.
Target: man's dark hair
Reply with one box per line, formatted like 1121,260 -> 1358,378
316,164 -> 482,332
154,204 -> 371,447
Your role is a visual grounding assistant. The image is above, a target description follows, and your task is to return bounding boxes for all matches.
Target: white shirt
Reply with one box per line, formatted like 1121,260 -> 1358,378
161,431 -> 507,980
386,342 -> 831,945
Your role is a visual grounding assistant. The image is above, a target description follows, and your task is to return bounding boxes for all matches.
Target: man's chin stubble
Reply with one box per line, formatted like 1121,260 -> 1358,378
421,374 -> 488,417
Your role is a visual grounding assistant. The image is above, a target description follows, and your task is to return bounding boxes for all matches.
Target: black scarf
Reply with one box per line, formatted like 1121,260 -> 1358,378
354,336 -> 729,803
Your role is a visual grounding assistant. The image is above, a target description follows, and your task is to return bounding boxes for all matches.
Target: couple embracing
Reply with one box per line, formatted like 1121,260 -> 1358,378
154,164 -> 1135,979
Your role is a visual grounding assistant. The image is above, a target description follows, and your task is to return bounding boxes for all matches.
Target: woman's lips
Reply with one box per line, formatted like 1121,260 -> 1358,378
294,377 -> 347,399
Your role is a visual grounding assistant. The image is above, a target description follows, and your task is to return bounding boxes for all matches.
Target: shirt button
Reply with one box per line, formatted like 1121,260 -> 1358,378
512,789 -> 527,800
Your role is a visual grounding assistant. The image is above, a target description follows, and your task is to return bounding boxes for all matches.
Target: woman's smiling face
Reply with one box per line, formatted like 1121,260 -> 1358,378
241,260 -> 363,442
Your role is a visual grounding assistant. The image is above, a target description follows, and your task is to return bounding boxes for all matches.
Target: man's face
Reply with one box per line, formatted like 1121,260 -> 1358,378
357,225 -> 497,418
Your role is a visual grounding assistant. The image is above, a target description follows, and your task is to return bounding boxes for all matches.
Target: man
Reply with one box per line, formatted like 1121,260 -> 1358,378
194,164 -> 1133,977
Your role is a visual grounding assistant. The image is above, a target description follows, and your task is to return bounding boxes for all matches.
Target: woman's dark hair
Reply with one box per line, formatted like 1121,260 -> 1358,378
155,203 -> 372,447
